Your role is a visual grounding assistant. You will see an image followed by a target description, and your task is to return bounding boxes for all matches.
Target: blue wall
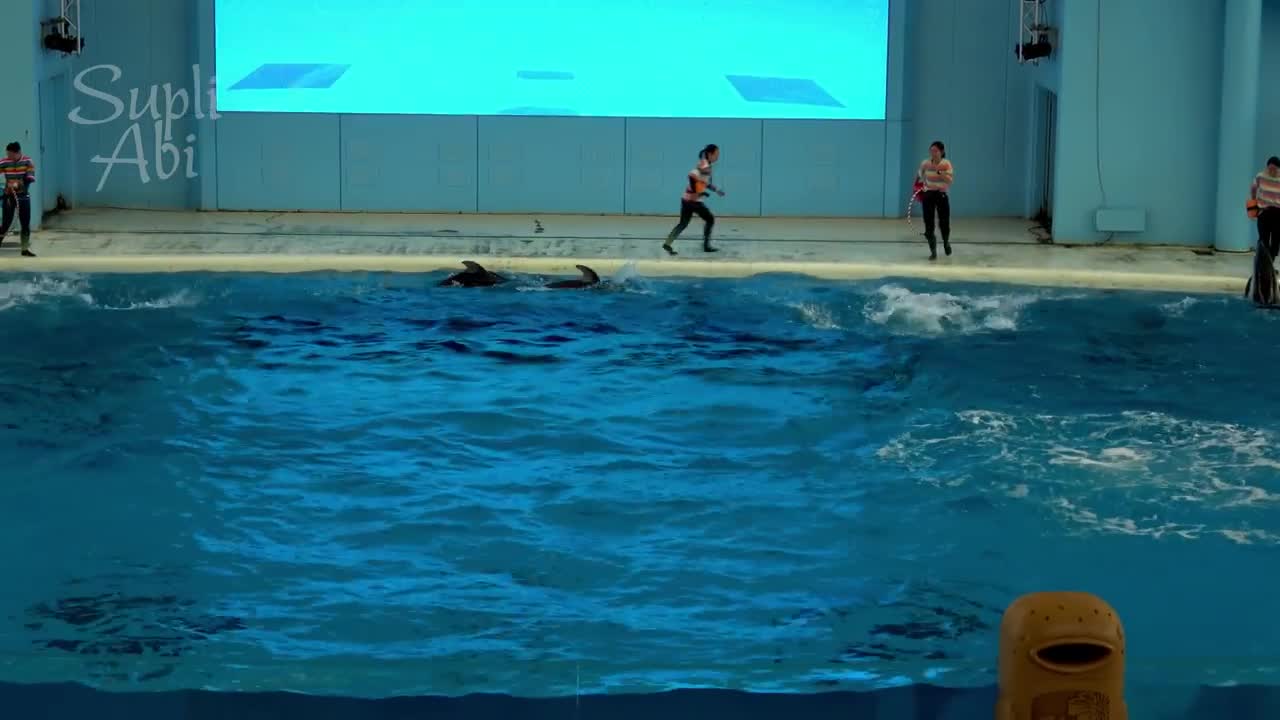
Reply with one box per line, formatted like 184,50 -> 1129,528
0,1 -> 41,227
903,0 -> 1033,218
33,0 -> 1034,220
1050,0 -> 1227,245
54,0 -> 199,212
1020,0 -> 1062,223
0,0 -> 89,231
1257,0 -> 1280,166
27,0 -> 1250,244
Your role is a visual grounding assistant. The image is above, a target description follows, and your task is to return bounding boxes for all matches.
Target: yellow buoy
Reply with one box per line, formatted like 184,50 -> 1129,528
996,592 -> 1126,720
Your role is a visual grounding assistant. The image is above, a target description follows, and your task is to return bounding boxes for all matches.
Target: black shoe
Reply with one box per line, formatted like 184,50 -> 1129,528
929,253 -> 937,261
703,245 -> 719,253
662,243 -> 677,256
943,241 -> 952,256
21,250 -> 35,257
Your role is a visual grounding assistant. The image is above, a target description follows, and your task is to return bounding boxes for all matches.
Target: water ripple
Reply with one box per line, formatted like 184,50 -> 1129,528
0,272 -> 1276,697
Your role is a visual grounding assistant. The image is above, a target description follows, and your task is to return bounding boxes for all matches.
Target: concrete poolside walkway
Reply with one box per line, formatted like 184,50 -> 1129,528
0,208 -> 1254,294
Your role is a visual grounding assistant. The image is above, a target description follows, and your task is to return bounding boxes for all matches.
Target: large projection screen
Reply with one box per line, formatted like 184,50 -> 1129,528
214,0 -> 891,120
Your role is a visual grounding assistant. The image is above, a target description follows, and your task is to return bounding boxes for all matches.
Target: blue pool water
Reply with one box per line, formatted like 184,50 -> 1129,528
0,270 -> 1277,699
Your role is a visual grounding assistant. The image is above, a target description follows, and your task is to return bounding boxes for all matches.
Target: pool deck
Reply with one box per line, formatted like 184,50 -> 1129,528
0,208 -> 1254,294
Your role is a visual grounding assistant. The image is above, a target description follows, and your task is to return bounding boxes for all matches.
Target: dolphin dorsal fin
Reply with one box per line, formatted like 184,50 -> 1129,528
576,265 -> 600,284
461,260 -> 485,273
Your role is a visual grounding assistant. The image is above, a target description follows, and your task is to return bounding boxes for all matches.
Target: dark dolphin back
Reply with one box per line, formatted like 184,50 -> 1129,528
441,261 -> 505,287
1249,246 -> 1279,306
545,265 -> 601,290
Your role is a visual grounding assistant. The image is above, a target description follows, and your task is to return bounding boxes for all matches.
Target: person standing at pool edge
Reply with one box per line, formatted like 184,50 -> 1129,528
663,144 -> 725,255
1250,156 -> 1280,260
916,141 -> 954,260
0,142 -> 36,257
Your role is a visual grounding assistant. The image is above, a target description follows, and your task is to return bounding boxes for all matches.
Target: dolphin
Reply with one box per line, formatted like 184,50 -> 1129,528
439,261 -> 507,288
545,264 -> 601,290
1245,245 -> 1279,308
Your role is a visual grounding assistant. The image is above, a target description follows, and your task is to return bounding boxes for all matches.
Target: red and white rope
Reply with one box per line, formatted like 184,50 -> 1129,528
906,186 -> 922,227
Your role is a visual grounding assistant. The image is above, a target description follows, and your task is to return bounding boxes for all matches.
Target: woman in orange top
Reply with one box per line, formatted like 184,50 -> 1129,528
663,144 -> 725,255
916,141 -> 954,260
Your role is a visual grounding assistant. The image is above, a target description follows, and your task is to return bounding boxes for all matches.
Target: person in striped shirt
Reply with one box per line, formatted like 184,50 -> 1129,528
663,144 -> 725,255
916,140 -> 954,260
1250,156 -> 1280,260
0,141 -> 36,257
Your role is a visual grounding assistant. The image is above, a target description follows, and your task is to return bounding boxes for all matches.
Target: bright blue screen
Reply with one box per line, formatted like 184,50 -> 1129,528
214,0 -> 890,120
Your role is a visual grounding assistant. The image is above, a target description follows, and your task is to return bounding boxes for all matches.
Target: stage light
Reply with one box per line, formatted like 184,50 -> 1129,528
43,31 -> 84,54
41,10 -> 84,56
1016,34 -> 1053,62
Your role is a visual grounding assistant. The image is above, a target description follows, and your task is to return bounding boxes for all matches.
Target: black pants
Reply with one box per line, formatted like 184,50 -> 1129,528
1,192 -> 31,250
920,190 -> 951,253
1258,207 -> 1280,260
667,200 -> 714,243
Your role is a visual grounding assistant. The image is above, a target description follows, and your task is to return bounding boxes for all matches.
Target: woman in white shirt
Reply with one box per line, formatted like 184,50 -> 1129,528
916,141 -> 954,260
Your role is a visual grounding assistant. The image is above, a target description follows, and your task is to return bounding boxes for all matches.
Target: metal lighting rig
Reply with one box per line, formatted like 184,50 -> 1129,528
42,0 -> 84,56
1015,0 -> 1054,64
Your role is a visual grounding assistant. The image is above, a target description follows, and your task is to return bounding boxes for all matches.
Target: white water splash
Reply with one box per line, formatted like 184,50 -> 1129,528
0,276 -> 200,312
878,409 -> 1280,544
1160,296 -> 1198,317
99,289 -> 200,311
787,301 -> 842,330
610,261 -> 657,295
0,276 -> 93,311
862,285 -> 1039,335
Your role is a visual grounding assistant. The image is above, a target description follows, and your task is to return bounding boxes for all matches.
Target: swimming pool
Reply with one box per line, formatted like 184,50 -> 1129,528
0,269 -> 1276,699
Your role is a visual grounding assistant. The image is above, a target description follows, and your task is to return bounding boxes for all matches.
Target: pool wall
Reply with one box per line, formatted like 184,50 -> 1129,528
2,0 -> 1264,247
3,681 -> 1279,719
6,252 -> 1248,295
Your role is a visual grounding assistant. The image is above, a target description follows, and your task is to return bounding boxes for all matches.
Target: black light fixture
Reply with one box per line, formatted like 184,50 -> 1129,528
1016,32 -> 1053,62
42,15 -> 85,55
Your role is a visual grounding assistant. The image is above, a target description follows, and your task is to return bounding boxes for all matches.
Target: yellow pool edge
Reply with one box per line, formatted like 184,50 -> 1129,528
0,254 -> 1245,294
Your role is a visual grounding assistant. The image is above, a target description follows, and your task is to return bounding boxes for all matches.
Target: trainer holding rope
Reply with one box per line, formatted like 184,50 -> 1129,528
916,141 -> 954,261
0,142 -> 36,257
